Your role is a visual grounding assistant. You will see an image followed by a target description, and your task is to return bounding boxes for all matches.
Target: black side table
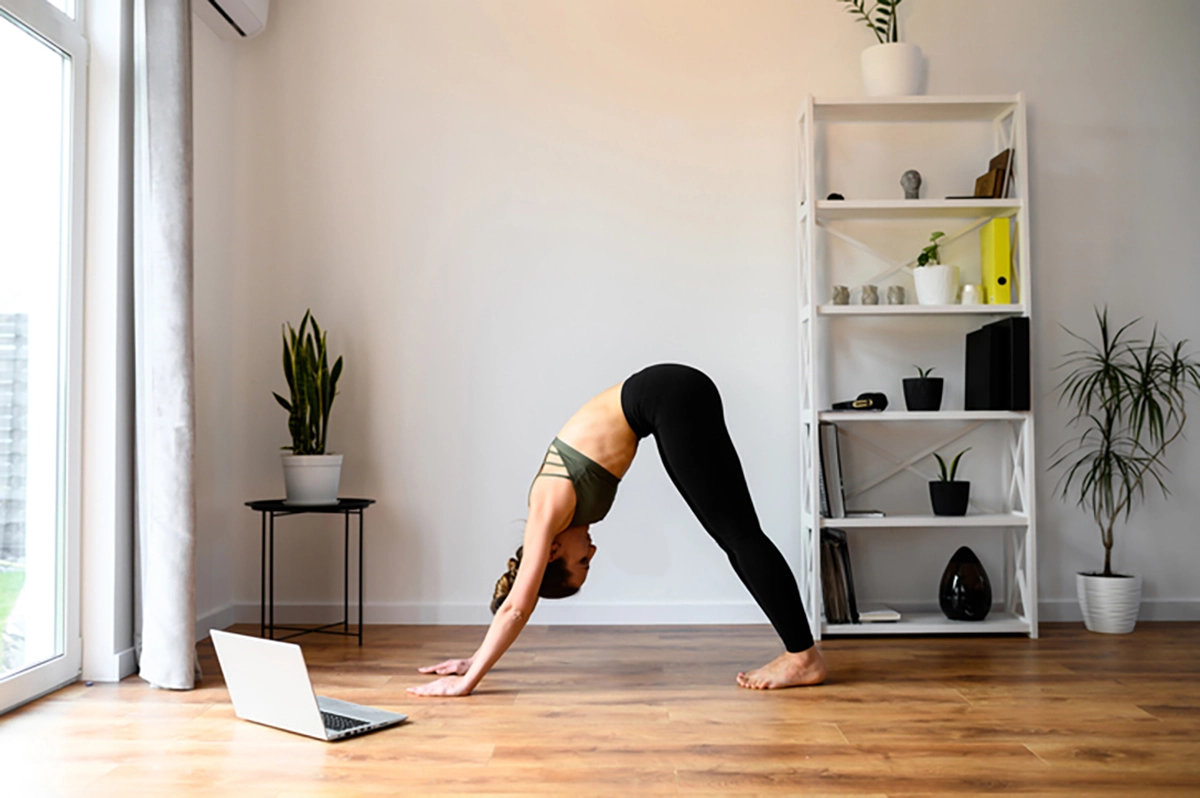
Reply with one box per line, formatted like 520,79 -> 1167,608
245,498 -> 375,645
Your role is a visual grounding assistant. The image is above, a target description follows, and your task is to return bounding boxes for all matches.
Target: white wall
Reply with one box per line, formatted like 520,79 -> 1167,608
192,0 -> 1200,630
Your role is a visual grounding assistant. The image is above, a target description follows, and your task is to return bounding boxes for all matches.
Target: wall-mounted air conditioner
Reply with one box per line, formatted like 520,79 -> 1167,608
193,0 -> 270,40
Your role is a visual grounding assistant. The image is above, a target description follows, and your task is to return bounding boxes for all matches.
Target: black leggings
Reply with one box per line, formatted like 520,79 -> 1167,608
621,364 -> 814,653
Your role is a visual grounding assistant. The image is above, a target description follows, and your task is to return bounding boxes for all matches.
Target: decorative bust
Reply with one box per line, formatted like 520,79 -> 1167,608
901,169 -> 922,200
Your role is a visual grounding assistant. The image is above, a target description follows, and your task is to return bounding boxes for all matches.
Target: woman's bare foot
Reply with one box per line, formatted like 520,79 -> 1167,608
736,646 -> 827,689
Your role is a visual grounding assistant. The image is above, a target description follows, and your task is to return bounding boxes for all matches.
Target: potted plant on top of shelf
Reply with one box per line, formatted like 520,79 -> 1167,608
912,231 -> 959,306
273,310 -> 345,505
929,447 -> 970,516
903,365 -> 943,411
835,0 -> 922,96
1051,307 -> 1200,634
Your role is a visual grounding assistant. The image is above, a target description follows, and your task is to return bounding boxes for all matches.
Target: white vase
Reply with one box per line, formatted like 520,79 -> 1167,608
1077,572 -> 1142,634
912,264 -> 959,305
281,454 -> 343,505
861,42 -> 923,97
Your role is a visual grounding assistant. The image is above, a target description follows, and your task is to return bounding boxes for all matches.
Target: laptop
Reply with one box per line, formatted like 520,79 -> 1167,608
210,629 -> 407,741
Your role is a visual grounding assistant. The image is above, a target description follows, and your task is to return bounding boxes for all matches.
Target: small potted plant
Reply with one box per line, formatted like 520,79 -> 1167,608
929,448 -> 970,516
273,310 -> 345,505
835,0 -> 921,96
903,365 -> 943,411
912,231 -> 959,305
1052,307 -> 1199,634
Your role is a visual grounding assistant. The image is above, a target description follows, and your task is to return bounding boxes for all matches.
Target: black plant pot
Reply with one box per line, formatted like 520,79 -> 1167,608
903,377 -> 944,411
929,480 -> 970,516
939,545 -> 992,621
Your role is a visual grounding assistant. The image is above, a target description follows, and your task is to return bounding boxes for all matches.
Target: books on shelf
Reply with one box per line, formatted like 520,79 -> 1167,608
818,422 -> 845,518
820,528 -> 858,624
858,605 -> 901,623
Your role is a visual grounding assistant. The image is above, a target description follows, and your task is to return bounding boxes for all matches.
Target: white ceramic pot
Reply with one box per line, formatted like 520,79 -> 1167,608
1076,572 -> 1142,634
281,454 -> 343,505
861,42 -> 923,96
912,264 -> 959,305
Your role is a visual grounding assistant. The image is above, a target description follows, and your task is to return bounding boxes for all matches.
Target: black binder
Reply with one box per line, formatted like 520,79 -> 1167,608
965,317 -> 1030,411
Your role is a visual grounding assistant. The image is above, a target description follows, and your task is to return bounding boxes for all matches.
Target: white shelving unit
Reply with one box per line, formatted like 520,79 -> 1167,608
796,94 -> 1038,639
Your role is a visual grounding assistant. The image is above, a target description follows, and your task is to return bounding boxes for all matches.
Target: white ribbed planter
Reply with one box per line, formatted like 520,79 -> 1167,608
1077,572 -> 1142,634
861,42 -> 923,96
913,264 -> 959,305
281,454 -> 343,505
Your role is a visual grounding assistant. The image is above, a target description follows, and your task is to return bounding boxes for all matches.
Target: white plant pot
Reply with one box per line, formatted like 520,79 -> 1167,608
913,265 -> 959,305
1077,572 -> 1142,634
281,454 -> 343,506
861,42 -> 923,96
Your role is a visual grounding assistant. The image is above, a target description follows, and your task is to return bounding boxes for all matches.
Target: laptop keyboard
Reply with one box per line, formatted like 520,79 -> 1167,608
322,711 -> 370,732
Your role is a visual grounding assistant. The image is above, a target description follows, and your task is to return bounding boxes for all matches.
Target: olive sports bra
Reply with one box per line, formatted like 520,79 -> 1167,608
528,438 -> 620,526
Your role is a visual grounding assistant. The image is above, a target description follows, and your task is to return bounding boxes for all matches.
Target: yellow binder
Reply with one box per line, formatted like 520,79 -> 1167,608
980,218 -> 1012,304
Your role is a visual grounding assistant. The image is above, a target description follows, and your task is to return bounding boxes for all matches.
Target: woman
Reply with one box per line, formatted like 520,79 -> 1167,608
408,364 -> 826,696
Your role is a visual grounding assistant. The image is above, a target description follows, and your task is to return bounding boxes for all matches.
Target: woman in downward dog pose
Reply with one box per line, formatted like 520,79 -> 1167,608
409,363 -> 826,696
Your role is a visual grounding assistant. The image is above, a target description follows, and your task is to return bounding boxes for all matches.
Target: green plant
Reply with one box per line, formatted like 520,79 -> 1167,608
933,448 -> 970,482
1051,307 -> 1200,576
916,231 -> 945,267
272,310 -> 344,456
836,0 -> 904,44
913,365 -> 936,379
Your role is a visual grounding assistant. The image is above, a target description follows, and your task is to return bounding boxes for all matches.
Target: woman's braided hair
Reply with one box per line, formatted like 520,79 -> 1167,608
490,544 -> 581,614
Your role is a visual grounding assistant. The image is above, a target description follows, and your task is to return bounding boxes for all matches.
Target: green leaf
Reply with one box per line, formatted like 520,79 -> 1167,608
272,393 -> 292,412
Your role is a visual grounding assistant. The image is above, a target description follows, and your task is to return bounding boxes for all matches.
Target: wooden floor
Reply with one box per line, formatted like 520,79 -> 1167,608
1,622 -> 1198,796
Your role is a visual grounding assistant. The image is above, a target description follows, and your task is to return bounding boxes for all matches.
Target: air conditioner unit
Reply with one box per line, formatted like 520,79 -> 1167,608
193,0 -> 270,40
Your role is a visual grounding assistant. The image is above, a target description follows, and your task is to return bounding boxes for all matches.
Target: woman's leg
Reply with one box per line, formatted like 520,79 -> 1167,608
649,370 -> 815,655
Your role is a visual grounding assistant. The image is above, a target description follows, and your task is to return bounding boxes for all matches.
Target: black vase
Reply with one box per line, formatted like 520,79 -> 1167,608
939,545 -> 992,621
929,480 -> 970,516
903,377 -> 944,411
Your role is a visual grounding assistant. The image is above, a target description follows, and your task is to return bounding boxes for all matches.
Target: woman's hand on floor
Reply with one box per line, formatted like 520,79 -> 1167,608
407,675 -> 473,697
417,657 -> 473,675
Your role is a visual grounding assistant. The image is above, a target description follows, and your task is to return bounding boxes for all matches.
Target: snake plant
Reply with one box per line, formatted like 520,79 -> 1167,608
273,310 -> 343,455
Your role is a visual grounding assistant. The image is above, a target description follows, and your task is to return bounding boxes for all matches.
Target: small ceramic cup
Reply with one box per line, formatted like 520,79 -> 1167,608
832,285 -> 850,305
887,285 -> 906,305
960,284 -> 982,305
860,285 -> 879,305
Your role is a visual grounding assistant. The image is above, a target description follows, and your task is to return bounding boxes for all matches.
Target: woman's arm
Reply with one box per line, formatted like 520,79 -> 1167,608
408,481 -> 574,696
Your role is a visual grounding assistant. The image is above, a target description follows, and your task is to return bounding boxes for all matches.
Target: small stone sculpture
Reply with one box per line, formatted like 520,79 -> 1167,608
887,285 -> 906,305
860,285 -> 879,305
900,169 -> 922,200
832,285 -> 850,305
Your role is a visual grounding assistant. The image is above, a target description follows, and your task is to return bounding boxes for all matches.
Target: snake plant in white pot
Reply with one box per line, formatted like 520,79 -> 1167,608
836,0 -> 922,96
273,310 -> 344,505
1052,308 -> 1200,633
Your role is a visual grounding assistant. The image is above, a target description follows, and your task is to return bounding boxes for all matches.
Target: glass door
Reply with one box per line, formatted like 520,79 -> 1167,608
0,0 -> 86,713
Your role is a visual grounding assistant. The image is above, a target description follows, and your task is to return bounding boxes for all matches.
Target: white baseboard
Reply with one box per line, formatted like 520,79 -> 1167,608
196,602 -> 241,639
217,601 -> 771,627
80,645 -> 138,683
204,598 -> 1200,631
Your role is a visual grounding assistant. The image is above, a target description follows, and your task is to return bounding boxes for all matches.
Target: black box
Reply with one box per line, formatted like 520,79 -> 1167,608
965,317 -> 1030,411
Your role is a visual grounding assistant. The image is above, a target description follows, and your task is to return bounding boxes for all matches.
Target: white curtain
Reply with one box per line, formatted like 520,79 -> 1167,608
132,0 -> 197,690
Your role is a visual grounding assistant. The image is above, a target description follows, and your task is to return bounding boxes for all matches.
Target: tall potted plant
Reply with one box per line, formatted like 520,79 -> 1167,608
836,0 -> 921,96
1052,308 -> 1199,634
273,310 -> 345,505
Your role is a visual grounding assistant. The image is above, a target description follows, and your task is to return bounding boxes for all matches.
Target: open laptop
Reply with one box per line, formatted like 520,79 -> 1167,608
210,629 -> 407,741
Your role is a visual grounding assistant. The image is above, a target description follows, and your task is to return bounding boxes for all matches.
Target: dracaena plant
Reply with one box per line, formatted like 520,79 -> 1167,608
836,0 -> 904,44
1051,307 -> 1200,577
273,310 -> 344,456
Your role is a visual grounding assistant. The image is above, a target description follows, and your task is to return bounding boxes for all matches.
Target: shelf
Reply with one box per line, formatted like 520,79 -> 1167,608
809,95 -> 1020,124
819,410 -> 1029,422
823,611 -> 1031,636
817,304 -> 1025,316
820,513 -> 1030,529
814,199 -> 1022,220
